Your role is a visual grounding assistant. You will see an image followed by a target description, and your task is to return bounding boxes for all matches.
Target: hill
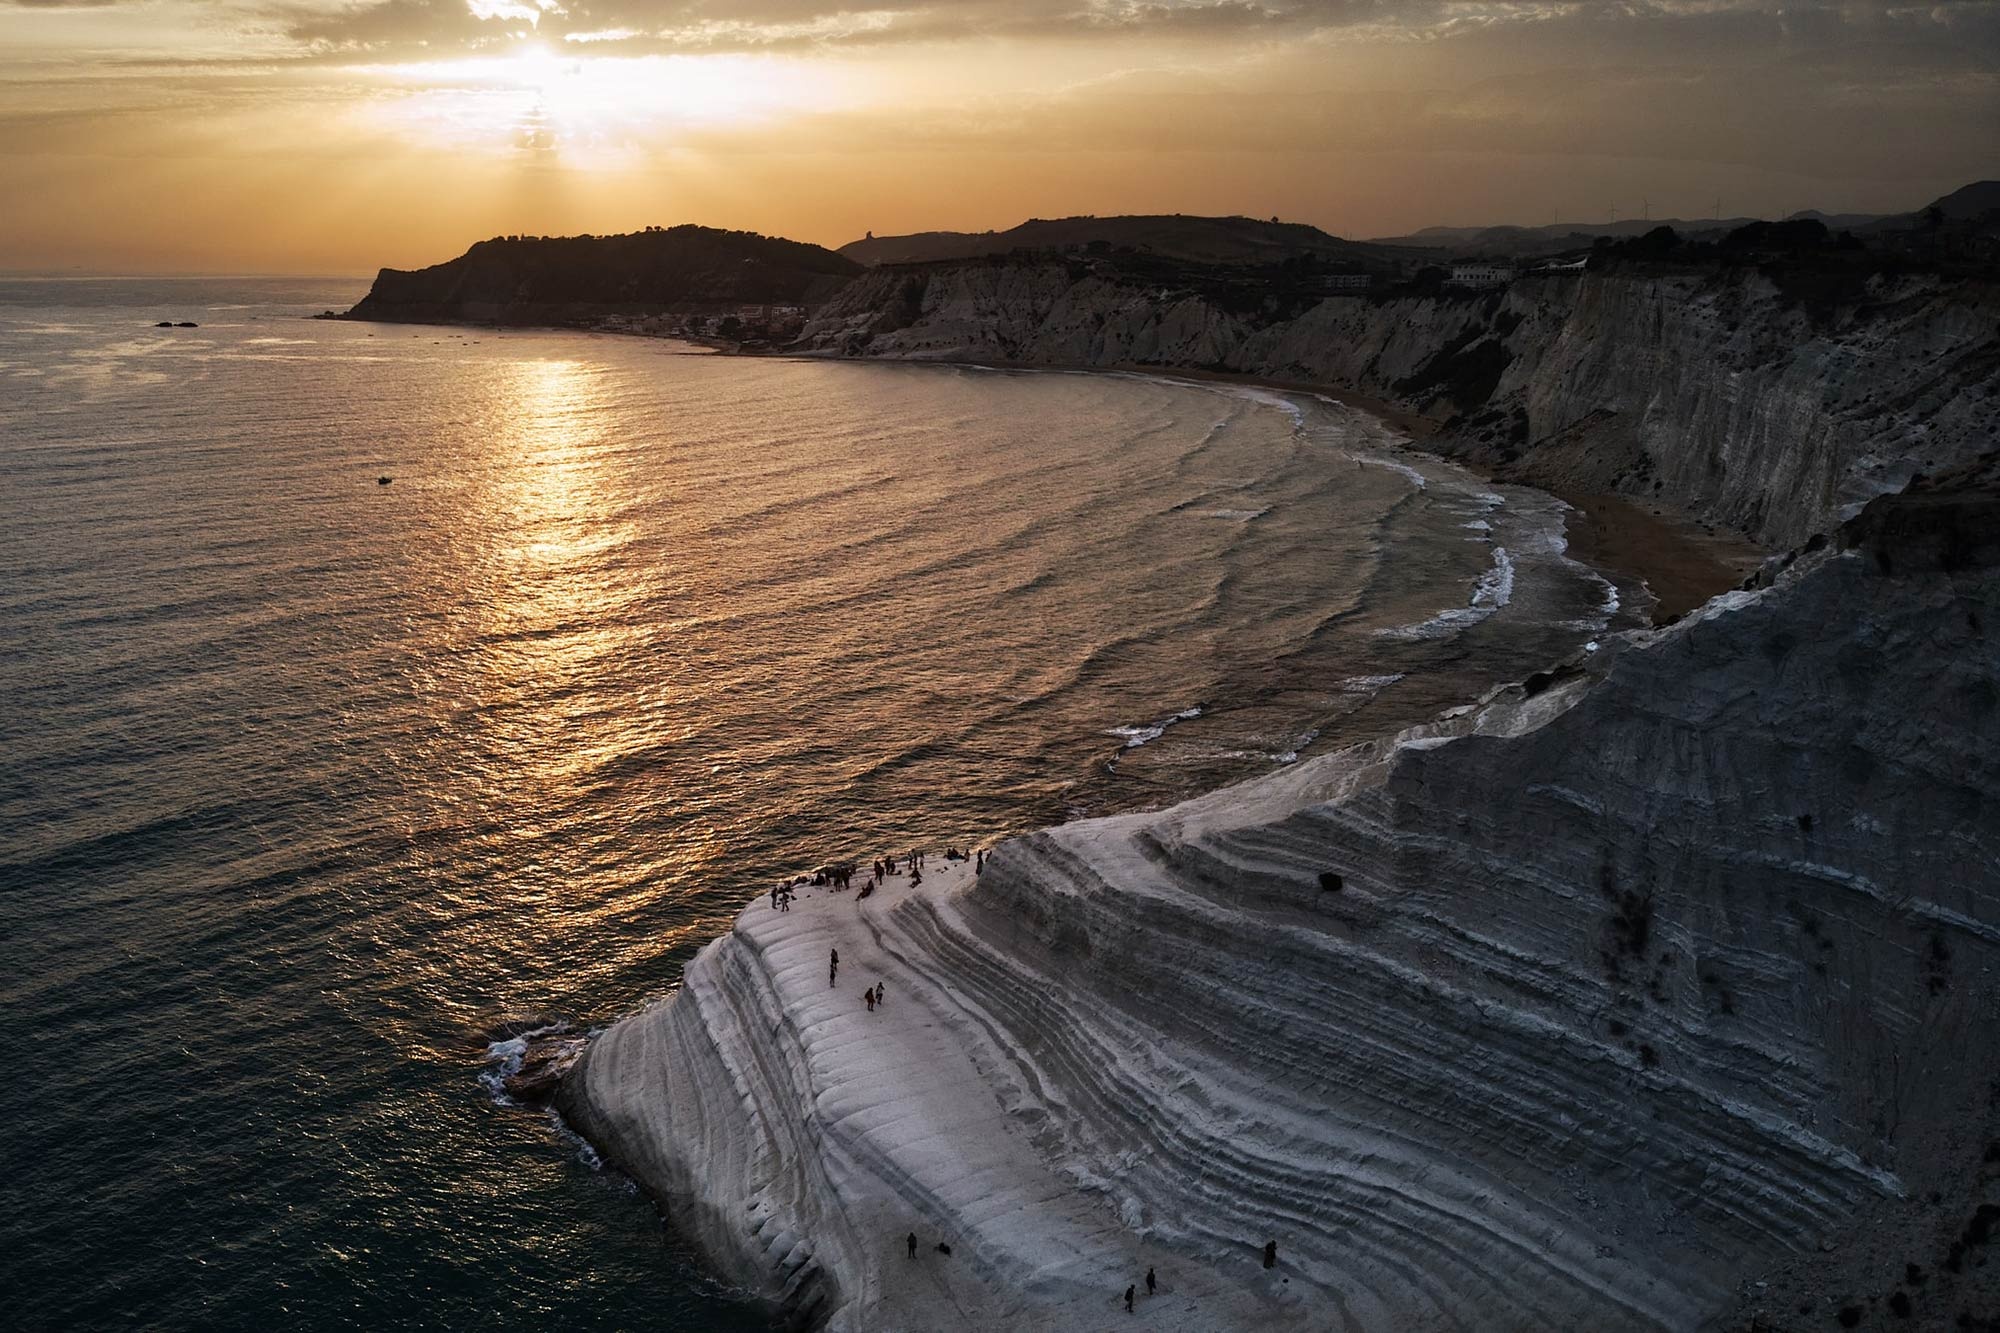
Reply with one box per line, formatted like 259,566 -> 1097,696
838,214 -> 1393,268
1370,216 -> 1769,258
343,226 -> 861,324
1924,179 -> 2000,222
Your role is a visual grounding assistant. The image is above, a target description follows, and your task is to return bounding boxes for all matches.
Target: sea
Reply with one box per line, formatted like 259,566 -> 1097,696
0,277 -> 1633,1329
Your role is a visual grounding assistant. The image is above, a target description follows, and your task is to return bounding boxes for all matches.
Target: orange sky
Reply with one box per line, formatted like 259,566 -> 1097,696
3,1 -> 1995,274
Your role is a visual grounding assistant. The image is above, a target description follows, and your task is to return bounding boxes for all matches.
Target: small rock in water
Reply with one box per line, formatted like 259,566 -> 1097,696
486,1020 -> 584,1103
174,321 -> 198,328
377,476 -> 393,486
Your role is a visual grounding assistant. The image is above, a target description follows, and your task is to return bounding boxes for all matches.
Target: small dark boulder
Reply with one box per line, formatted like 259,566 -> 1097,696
175,321 -> 199,328
155,321 -> 174,328
378,476 -> 393,486
1318,872 -> 1344,892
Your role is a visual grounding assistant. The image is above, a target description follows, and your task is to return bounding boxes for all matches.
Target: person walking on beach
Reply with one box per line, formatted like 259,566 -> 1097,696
866,989 -> 875,1013
1146,1266 -> 1156,1295
907,1232 -> 917,1259
830,947 -> 839,986
1124,1284 -> 1135,1313
874,981 -> 885,1008
1263,1240 -> 1277,1270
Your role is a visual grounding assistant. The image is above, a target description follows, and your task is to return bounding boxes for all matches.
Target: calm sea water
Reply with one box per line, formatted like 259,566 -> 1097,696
0,277 -> 1629,1330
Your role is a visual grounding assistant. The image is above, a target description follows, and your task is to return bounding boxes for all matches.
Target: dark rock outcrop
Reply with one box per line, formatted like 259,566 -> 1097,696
343,225 -> 860,326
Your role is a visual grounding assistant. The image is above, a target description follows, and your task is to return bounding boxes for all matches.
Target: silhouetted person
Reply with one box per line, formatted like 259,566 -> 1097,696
875,981 -> 885,1008
1146,1266 -> 1156,1295
1263,1240 -> 1277,1270
907,1232 -> 917,1259
1125,1284 -> 1135,1313
866,990 -> 875,1012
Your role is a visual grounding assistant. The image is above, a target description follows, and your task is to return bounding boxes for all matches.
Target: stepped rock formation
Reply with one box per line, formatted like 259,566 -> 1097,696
795,264 -> 2000,548
559,467 -> 2000,1331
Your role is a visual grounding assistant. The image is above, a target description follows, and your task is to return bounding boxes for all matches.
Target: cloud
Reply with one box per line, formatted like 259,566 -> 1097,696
263,0 -> 2000,66
277,0 -> 1402,57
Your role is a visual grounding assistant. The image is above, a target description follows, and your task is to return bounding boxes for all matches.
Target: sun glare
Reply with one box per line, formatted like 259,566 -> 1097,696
356,48 -> 827,158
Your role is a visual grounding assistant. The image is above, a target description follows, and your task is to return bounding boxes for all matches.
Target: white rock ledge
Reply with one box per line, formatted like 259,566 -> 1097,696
560,500 -> 2000,1332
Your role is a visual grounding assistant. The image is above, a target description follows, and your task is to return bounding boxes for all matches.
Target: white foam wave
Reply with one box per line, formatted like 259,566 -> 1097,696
1370,457 -> 1429,490
1274,727 -> 1320,765
1338,673 -> 1406,693
1473,547 -> 1515,608
1215,384 -> 1307,426
1105,705 -> 1203,750
1198,507 -> 1268,522
1376,547 -> 1513,641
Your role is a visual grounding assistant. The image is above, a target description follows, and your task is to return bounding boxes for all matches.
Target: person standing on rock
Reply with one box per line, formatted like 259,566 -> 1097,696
907,1232 -> 917,1259
1124,1284 -> 1135,1313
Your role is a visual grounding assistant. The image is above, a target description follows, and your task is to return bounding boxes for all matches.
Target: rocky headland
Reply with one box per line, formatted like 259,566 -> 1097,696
560,455 -> 2000,1331
342,225 -> 858,327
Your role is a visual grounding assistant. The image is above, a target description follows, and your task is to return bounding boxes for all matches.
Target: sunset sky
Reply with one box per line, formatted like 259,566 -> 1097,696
3,0 -> 1995,274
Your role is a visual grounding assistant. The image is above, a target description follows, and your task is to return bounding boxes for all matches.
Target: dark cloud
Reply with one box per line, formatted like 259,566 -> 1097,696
278,0 -> 1391,56
267,0 -> 2000,64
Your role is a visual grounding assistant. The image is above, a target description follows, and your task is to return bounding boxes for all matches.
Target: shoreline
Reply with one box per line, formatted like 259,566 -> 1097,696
778,348 -> 1773,625
337,308 -> 1770,625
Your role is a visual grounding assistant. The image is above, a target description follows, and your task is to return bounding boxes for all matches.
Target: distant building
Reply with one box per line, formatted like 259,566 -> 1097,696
1322,273 -> 1373,292
1448,263 -> 1514,288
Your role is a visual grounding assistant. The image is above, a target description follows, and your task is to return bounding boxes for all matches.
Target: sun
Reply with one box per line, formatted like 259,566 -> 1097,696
356,46 -> 822,158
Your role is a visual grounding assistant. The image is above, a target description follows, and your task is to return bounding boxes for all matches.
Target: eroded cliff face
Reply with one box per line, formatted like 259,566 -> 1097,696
797,265 -> 2000,548
559,474 -> 2000,1331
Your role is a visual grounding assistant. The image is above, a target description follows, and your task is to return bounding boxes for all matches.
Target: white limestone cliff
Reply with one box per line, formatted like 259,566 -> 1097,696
795,265 -> 2000,549
560,472 -> 2000,1331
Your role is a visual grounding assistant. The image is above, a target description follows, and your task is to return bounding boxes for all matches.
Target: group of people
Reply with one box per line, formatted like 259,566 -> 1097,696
772,841 -> 998,914
1122,1267 -> 1158,1312
905,1233 -> 951,1259
832,948 -> 888,1013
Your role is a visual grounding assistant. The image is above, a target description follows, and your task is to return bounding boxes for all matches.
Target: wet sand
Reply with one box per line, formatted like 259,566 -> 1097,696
1554,491 -> 1768,622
